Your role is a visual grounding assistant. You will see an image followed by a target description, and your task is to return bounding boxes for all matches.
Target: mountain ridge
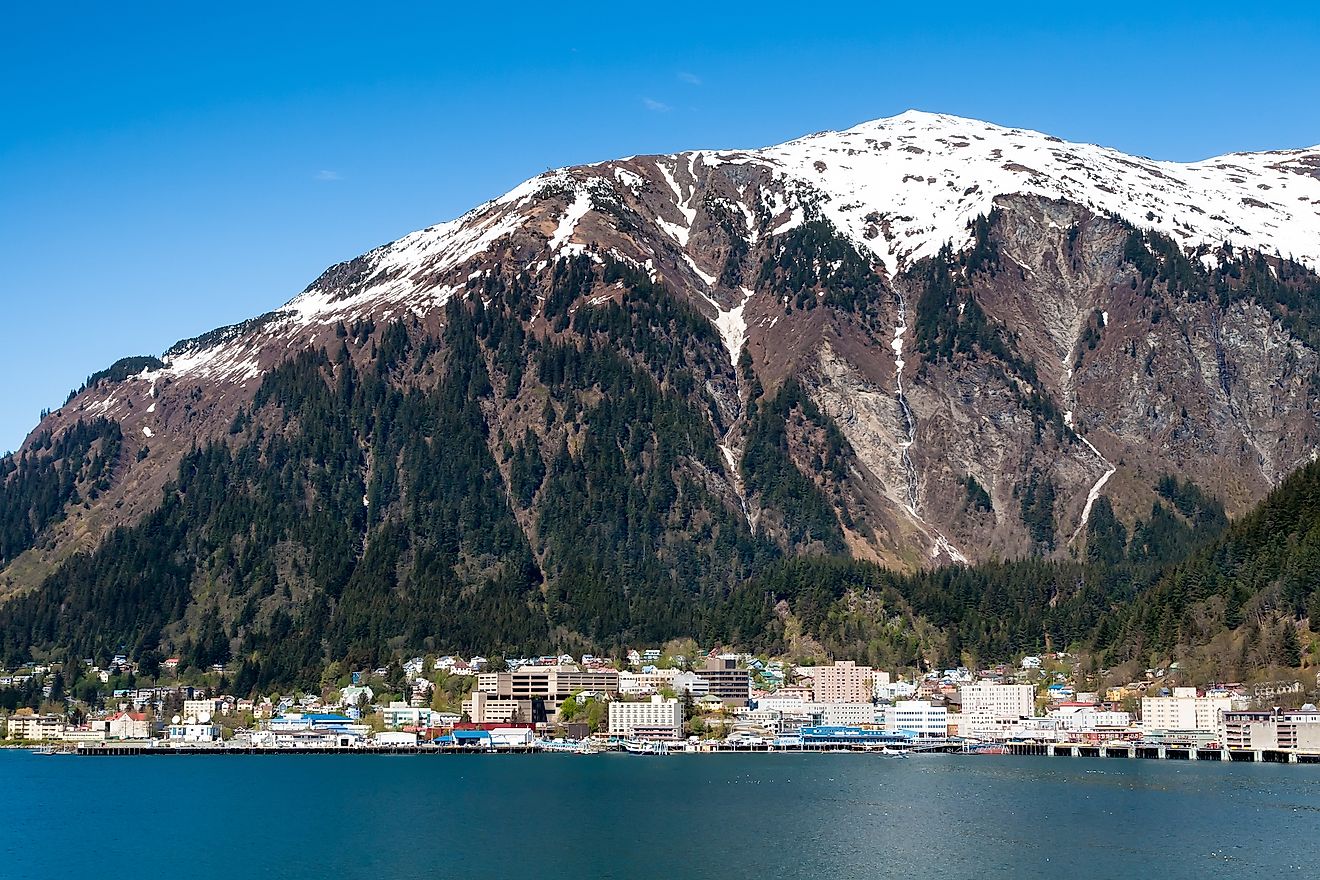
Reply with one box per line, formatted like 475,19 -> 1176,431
4,111 -> 1320,679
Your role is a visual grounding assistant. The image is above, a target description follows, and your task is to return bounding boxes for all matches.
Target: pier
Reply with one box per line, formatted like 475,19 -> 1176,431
58,741 -> 1320,762
1004,742 -> 1320,764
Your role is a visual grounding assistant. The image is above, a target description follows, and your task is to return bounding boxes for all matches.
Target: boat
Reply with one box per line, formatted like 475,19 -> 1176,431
879,746 -> 908,758
622,738 -> 670,755
536,738 -> 600,755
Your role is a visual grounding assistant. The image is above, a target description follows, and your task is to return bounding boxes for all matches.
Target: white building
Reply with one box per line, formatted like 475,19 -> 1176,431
374,730 -> 419,747
819,702 -> 875,727
608,695 -> 683,739
618,668 -> 680,695
960,683 -> 1035,732
489,727 -> 534,748
381,702 -> 440,729
106,711 -> 151,740
339,685 -> 375,707
754,696 -> 821,717
1048,705 -> 1132,734
167,720 -> 221,743
6,712 -> 66,741
266,713 -> 370,739
875,680 -> 917,702
732,708 -> 785,734
1142,688 -> 1232,733
884,700 -> 949,739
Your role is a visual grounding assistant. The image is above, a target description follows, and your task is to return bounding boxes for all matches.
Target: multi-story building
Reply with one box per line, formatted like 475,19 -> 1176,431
754,695 -> 820,716
618,668 -> 680,695
696,657 -> 749,707
883,700 -> 949,739
461,692 -> 524,724
960,683 -> 1035,732
1221,706 -> 1320,751
471,664 -> 620,722
1141,688 -> 1232,734
819,702 -> 875,727
183,699 -> 222,721
381,702 -> 441,729
5,710 -> 66,741
813,661 -> 879,704
608,695 -> 683,740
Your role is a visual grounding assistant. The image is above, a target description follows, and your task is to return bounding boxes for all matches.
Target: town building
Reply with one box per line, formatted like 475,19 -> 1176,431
106,711 -> 151,739
183,699 -> 221,721
472,664 -> 620,722
696,656 -> 749,707
1141,688 -> 1232,735
266,712 -> 370,741
608,695 -> 683,740
1221,705 -> 1320,752
6,710 -> 66,741
960,683 -> 1035,733
618,668 -> 680,695
819,702 -> 875,727
339,685 -> 374,707
461,692 -> 524,724
883,700 -> 949,739
1045,704 -> 1133,741
813,661 -> 883,704
374,731 -> 420,747
381,702 -> 442,729
731,707 -> 786,735
168,719 -> 221,743
754,695 -> 820,717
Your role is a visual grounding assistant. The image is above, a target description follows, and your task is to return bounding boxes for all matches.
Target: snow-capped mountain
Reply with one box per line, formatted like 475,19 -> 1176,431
152,111 -> 1320,386
6,111 -> 1320,639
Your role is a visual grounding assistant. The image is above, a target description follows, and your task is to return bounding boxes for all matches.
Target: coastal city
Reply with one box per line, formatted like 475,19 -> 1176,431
3,647 -> 1319,762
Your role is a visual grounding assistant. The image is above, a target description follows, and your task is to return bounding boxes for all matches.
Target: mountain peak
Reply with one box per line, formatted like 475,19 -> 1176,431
756,111 -> 1320,274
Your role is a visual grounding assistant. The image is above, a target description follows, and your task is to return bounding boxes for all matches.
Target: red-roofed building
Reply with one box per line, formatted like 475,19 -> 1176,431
106,711 -> 151,739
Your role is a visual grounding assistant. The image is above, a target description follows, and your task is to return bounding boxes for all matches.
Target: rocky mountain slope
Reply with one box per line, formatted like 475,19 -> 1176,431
3,111 -> 1320,678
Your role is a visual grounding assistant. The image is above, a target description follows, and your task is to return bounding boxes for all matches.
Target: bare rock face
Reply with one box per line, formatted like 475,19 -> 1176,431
7,110 -> 1320,605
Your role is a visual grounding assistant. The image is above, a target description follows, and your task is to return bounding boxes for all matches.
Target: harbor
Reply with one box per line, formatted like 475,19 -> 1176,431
58,738 -> 1320,763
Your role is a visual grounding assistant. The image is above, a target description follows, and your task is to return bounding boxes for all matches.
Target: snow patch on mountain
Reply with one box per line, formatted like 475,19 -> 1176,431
745,109 -> 1320,274
549,189 -> 592,252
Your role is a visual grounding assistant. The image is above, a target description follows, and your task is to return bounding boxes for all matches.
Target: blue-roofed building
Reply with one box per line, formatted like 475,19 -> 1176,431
266,712 -> 369,739
798,725 -> 912,746
434,729 -> 492,748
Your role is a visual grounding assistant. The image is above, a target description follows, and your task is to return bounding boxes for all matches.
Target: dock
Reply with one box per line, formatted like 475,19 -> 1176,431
1004,742 -> 1320,764
58,741 -> 1320,762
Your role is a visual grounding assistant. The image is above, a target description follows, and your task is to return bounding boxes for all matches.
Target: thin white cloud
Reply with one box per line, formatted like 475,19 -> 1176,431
315,169 -> 342,182
678,71 -> 702,86
642,97 -> 671,113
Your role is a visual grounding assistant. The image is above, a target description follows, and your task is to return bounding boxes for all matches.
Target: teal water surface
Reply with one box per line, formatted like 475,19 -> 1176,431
3,751 -> 1317,878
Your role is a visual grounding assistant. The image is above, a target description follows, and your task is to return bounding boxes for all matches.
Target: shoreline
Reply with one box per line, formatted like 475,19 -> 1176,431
20,741 -> 1320,763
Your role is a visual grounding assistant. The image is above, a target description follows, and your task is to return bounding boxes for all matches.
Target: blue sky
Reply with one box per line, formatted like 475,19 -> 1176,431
2,1 -> 1319,453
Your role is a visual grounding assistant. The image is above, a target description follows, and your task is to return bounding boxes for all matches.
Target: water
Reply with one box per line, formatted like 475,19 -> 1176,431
3,751 -> 1318,878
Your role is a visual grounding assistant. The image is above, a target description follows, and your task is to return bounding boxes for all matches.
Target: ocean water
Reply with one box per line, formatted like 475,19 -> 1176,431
3,751 -> 1318,878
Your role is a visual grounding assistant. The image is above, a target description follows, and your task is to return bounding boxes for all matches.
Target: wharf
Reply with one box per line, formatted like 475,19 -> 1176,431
70,741 -> 961,756
1004,741 -> 1320,764
61,742 -> 1320,762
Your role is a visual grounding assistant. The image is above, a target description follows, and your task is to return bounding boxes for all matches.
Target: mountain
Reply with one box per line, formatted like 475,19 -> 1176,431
3,111 -> 1320,684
